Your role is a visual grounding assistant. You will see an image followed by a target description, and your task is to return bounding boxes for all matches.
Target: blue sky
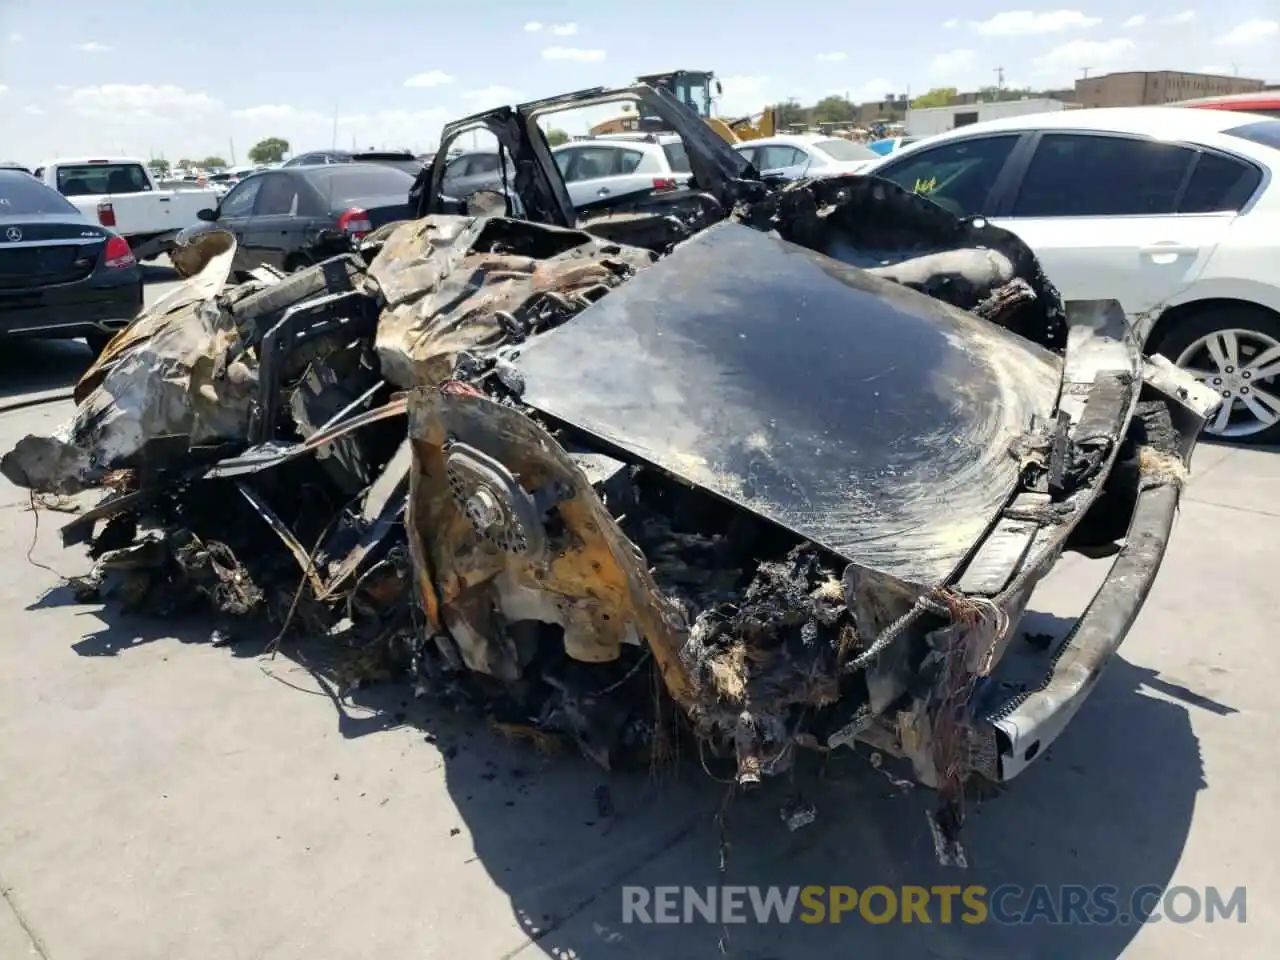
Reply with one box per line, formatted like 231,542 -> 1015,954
1,0 -> 1277,163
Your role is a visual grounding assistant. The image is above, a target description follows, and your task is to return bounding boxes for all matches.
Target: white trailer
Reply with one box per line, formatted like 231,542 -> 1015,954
905,99 -> 1074,138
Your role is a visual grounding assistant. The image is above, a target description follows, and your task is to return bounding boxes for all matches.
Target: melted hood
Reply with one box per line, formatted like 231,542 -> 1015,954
508,221 -> 1063,587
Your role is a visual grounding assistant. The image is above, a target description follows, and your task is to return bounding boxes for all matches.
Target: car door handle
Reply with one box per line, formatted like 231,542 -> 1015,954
597,187 -> 611,196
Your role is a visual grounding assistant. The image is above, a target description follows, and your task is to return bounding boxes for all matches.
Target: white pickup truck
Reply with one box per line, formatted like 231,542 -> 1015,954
32,157 -> 220,260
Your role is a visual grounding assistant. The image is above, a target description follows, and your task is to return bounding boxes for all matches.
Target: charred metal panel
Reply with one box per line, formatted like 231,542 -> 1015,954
513,222 -> 1063,587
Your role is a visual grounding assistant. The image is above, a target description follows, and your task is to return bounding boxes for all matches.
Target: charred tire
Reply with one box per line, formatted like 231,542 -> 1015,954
1150,303 -> 1280,445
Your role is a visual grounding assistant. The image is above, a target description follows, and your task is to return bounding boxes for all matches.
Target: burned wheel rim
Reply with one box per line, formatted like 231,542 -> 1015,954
1176,327 -> 1280,439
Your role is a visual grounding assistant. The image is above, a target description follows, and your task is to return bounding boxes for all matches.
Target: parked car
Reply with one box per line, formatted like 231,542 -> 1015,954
397,80 -> 1217,808
438,149 -> 517,201
552,133 -> 692,208
867,136 -> 920,156
187,162 -> 415,273
732,134 -> 879,180
0,168 -> 143,355
1175,91 -> 1280,118
284,150 -> 423,175
32,157 -> 221,261
861,107 -> 1280,443
0,162 -> 32,174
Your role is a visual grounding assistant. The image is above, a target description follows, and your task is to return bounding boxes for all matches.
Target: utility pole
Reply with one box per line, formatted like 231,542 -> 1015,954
332,105 -> 339,149
1081,66 -> 1092,79
1231,61 -> 1240,76
228,137 -> 235,165
994,66 -> 1005,94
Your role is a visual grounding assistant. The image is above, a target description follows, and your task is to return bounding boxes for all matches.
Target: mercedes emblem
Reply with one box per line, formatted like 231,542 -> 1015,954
4,226 -> 21,242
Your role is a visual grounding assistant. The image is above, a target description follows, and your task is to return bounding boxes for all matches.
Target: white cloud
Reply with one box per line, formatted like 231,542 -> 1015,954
1197,64 -> 1229,73
0,85 -> 7,95
1163,10 -> 1195,23
815,51 -> 848,62
549,22 -> 578,36
716,75 -> 773,116
73,41 -> 110,52
231,104 -> 325,123
930,49 -> 976,74
944,18 -> 960,28
972,10 -> 1102,35
462,85 -> 523,103
1122,14 -> 1146,27
333,108 -> 451,152
849,78 -> 901,102
65,84 -> 222,121
23,105 -> 45,116
403,70 -> 454,88
6,32 -> 21,42
524,21 -> 543,31
1035,37 -> 1136,70
1216,19 -> 1278,44
541,46 -> 605,61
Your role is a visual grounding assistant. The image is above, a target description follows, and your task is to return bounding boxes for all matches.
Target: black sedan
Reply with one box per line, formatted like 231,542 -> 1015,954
0,169 -> 144,354
189,164 -> 415,273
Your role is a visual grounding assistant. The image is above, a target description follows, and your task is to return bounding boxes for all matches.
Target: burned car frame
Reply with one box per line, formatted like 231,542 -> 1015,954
2,81 -> 1219,850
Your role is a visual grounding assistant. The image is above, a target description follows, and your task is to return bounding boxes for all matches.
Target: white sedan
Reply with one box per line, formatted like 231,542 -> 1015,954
734,134 -> 879,181
861,106 -> 1280,443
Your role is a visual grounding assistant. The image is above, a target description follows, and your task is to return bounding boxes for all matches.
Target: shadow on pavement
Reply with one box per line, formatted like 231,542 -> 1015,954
141,261 -> 180,285
0,338 -> 92,400
55,595 -> 1216,960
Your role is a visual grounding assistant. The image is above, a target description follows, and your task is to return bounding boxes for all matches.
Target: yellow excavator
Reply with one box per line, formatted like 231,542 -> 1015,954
588,70 -> 775,143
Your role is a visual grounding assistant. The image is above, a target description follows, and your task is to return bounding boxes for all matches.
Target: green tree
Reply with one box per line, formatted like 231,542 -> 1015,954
546,128 -> 570,147
774,98 -> 808,128
910,87 -> 957,109
176,158 -> 193,169
147,158 -> 170,177
200,155 -> 228,169
248,137 -> 290,164
811,95 -> 854,124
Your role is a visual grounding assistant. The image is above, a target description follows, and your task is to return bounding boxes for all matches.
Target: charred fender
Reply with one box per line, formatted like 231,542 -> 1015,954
406,382 -> 695,707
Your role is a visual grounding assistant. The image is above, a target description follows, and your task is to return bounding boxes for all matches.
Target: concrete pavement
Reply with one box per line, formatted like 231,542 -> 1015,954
0,275 -> 1274,958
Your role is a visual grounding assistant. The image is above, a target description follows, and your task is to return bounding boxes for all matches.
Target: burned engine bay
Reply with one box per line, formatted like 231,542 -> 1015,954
1,174 -> 1216,853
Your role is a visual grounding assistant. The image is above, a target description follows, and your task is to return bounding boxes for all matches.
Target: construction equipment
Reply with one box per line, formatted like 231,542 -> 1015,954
588,70 -> 775,144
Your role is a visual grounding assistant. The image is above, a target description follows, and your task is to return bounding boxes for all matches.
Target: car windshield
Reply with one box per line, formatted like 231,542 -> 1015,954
661,141 -> 691,173
815,139 -> 878,162
1225,120 -> 1280,147
0,171 -> 82,215
56,162 -> 151,196
308,165 -> 415,203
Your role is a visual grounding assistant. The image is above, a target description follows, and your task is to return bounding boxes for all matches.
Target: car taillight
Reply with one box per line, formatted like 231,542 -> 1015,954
103,234 -> 136,269
97,200 -> 116,227
652,177 -> 678,192
336,207 -> 372,240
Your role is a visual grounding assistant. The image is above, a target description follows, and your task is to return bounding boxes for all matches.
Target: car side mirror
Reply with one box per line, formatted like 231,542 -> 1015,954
196,207 -> 218,222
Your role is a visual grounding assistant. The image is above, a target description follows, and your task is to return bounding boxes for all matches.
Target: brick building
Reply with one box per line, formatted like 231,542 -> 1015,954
1074,70 -> 1265,107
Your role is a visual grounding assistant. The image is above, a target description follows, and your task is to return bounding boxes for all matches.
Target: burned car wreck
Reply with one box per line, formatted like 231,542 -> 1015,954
2,84 -> 1219,851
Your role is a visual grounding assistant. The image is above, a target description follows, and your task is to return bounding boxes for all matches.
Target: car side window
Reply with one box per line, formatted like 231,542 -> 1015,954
466,154 -> 500,176
876,134 -> 1020,217
1178,151 -> 1261,213
253,174 -> 298,216
736,146 -> 759,168
220,176 -> 262,218
1011,134 -> 1195,217
616,149 -> 645,175
758,145 -> 805,169
565,147 -> 623,182
554,149 -> 575,177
